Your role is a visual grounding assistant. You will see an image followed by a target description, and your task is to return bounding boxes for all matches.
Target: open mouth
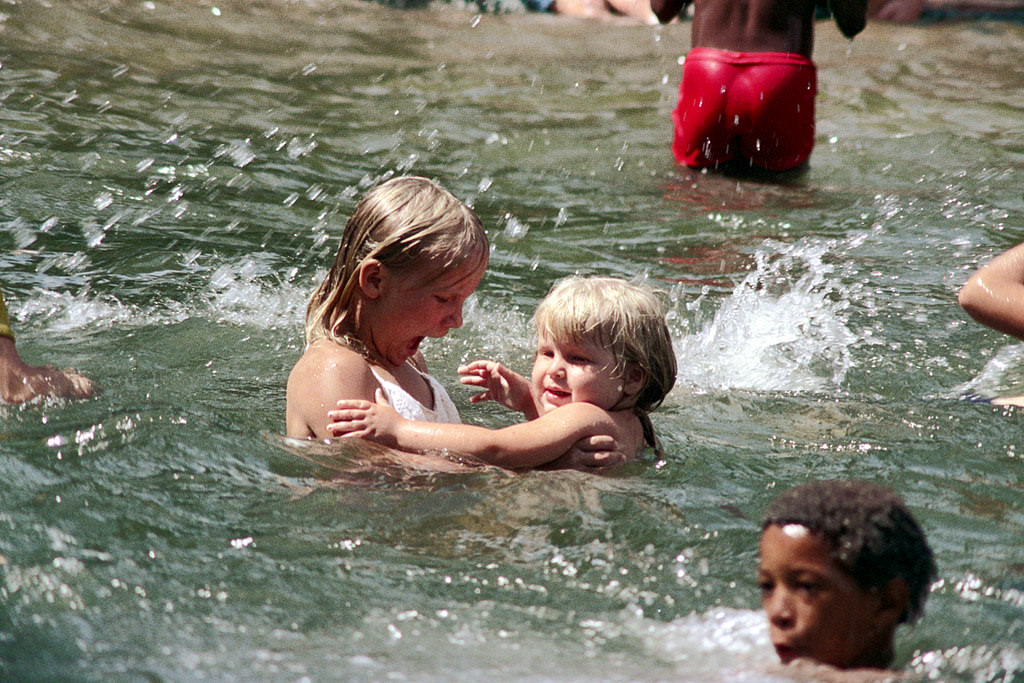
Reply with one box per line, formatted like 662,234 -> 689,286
773,644 -> 800,664
543,386 -> 570,401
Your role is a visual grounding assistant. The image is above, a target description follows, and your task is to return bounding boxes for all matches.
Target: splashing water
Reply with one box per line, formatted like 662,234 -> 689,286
675,237 -> 856,394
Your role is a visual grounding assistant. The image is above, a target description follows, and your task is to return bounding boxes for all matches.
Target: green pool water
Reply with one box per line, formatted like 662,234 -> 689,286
1,1 -> 1021,680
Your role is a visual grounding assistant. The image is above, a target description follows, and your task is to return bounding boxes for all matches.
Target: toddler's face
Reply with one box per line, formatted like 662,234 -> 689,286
758,523 -> 886,670
530,333 -> 629,414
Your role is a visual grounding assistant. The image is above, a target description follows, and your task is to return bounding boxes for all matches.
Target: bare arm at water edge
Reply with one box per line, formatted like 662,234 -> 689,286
0,292 -> 93,403
958,242 -> 1024,341
0,337 -> 94,403
457,359 -> 630,467
328,396 -> 628,470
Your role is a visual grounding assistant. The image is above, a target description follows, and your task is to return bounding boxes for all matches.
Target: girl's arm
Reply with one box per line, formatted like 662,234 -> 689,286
328,394 -> 616,470
959,242 -> 1024,341
457,360 -> 539,418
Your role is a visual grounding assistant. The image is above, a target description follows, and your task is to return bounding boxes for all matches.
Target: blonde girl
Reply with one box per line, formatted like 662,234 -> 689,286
286,176 -> 488,439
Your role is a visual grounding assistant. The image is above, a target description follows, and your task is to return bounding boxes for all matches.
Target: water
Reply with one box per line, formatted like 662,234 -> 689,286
1,0 -> 1022,680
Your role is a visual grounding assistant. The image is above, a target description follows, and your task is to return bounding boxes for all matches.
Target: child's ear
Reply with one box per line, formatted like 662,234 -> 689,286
358,259 -> 385,299
876,577 -> 910,628
622,363 -> 646,397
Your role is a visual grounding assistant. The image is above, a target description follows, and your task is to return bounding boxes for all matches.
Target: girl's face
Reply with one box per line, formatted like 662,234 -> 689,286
363,257 -> 485,367
530,332 -> 639,414
758,524 -> 888,670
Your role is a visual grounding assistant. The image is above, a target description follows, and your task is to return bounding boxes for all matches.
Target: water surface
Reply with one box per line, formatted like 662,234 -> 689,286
1,1 -> 1022,680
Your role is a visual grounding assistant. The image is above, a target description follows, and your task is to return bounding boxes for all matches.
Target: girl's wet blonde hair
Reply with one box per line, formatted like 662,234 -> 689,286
305,176 -> 488,348
533,276 -> 677,452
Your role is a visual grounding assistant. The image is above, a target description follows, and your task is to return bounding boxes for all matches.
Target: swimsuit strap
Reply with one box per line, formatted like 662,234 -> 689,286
407,365 -> 461,424
369,366 -> 461,424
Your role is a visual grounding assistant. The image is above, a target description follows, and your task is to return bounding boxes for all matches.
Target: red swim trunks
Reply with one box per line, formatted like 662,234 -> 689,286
672,48 -> 817,171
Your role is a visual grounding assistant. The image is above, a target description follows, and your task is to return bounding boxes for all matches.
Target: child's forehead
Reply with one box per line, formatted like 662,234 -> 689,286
760,523 -> 836,567
537,328 -> 600,350
406,254 -> 485,287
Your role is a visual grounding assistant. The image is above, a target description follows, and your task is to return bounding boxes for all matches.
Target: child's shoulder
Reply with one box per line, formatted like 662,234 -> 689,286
547,400 -> 617,420
292,338 -> 373,382
548,402 -> 645,455
551,401 -> 641,425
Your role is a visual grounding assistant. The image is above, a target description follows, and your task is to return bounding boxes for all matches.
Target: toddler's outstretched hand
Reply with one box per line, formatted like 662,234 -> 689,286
458,360 -> 534,415
327,389 -> 402,447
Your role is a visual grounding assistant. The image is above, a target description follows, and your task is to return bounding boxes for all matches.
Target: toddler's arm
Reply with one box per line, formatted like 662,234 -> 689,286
546,434 -> 631,469
959,242 -> 1024,341
458,360 -> 538,419
328,391 -> 407,448
328,397 -> 618,470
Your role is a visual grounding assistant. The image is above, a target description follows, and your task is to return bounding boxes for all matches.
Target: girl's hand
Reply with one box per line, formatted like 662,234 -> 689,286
458,360 -> 533,415
327,389 -> 402,447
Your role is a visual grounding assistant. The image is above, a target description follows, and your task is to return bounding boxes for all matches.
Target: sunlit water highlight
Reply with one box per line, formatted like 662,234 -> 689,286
1,0 -> 1022,680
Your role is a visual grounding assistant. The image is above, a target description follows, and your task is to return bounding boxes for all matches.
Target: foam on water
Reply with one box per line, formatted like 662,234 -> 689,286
910,644 -> 1024,683
623,606 -> 775,673
13,254 -> 309,335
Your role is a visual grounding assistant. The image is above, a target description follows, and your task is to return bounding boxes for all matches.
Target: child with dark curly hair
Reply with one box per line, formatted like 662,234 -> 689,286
758,479 -> 937,672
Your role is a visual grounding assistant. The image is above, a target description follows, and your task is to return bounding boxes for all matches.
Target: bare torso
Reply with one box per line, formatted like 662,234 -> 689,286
691,0 -> 818,55
652,0 -> 866,56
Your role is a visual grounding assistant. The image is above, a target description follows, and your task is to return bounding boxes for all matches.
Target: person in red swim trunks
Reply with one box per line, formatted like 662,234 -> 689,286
651,0 -> 868,171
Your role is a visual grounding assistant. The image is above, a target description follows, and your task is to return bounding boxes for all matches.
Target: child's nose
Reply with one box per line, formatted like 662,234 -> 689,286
764,590 -> 795,628
444,304 -> 464,329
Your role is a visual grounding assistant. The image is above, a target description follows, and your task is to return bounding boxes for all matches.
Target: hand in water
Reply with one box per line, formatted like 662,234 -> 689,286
0,338 -> 94,404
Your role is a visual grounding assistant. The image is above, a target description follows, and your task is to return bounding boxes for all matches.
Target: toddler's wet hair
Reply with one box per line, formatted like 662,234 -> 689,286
762,479 -> 937,624
533,275 -> 677,415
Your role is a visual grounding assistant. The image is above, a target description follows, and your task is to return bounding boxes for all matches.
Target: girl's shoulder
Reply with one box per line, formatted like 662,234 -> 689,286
291,339 -> 374,383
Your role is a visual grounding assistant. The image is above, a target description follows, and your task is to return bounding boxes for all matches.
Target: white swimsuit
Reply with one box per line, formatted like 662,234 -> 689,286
370,367 -> 461,424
